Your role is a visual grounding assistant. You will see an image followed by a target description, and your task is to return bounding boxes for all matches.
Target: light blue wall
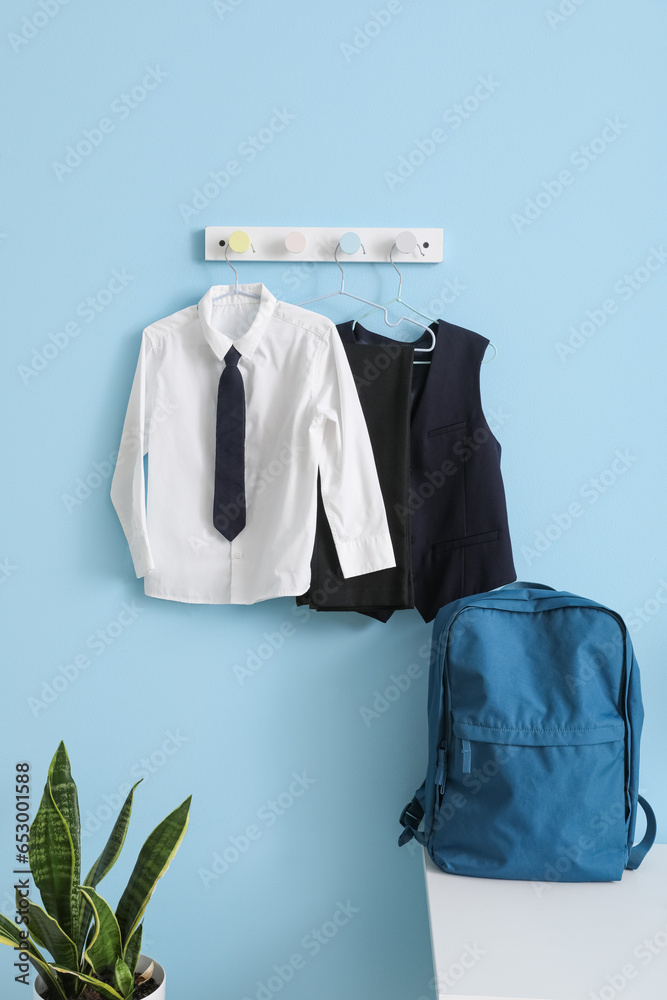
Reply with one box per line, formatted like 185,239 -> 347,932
2,1 -> 666,998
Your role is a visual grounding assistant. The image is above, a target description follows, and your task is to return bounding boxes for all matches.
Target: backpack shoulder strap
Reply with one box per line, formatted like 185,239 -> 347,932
627,795 -> 657,870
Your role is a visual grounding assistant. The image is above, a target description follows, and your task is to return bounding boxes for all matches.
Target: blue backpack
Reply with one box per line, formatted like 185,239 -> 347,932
399,583 -> 656,881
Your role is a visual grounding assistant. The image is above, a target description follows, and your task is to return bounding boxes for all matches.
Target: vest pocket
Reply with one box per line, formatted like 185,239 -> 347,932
428,419 -> 468,437
433,528 -> 499,552
430,720 -> 627,881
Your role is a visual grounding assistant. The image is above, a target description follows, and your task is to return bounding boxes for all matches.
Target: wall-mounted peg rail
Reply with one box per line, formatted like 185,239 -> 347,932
204,227 -> 443,263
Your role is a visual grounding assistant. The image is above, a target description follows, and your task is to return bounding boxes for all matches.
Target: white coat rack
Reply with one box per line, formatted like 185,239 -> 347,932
204,227 -> 443,263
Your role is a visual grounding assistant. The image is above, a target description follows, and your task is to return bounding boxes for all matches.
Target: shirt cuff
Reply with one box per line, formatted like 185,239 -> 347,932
128,536 -> 155,578
335,532 -> 396,579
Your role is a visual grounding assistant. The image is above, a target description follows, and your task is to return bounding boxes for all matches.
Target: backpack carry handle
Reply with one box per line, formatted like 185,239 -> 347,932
503,581 -> 556,591
627,796 -> 657,870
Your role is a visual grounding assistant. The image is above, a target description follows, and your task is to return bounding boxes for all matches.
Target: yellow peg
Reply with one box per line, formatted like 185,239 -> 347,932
228,230 -> 251,254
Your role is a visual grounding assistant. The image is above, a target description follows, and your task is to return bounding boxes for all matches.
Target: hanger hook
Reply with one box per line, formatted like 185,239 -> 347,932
333,243 -> 346,292
334,236 -> 366,291
223,237 -> 255,292
389,244 -> 404,299
224,243 -> 239,291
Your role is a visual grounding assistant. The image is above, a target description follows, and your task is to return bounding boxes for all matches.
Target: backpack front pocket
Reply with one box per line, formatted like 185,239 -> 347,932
430,720 -> 627,881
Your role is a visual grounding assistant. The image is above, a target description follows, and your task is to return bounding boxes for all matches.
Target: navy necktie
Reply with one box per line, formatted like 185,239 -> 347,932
213,345 -> 246,540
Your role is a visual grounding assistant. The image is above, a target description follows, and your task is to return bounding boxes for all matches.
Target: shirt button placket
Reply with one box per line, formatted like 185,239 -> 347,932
231,548 -> 243,603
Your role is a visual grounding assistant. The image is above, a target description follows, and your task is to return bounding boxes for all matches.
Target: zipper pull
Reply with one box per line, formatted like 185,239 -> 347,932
461,739 -> 471,774
435,744 -> 447,791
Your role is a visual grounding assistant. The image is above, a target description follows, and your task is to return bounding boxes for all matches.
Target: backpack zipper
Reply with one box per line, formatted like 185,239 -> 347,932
428,606 -> 473,842
435,743 -> 448,792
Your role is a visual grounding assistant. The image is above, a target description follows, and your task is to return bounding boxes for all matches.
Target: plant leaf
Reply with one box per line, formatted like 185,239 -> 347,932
52,966 -> 125,1000
115,795 -> 191,946
78,781 -> 142,955
123,922 -> 142,979
0,912 -> 22,946
114,956 -> 134,998
29,758 -> 76,940
33,958 -> 77,1000
0,917 -> 68,1000
47,741 -> 81,937
30,955 -> 71,1000
14,891 -> 78,970
79,886 -> 123,974
82,782 -> 142,888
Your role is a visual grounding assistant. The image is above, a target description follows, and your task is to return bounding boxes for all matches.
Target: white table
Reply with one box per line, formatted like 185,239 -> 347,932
423,845 -> 667,1000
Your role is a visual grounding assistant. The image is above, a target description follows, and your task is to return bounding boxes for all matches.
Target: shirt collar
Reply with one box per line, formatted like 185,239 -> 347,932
197,283 -> 277,360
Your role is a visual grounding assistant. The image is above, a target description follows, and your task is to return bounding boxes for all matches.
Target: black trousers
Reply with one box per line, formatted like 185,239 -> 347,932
297,340 -> 413,618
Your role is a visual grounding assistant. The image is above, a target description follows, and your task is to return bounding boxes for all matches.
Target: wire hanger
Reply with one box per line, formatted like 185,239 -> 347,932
354,242 -> 436,365
298,242 -> 436,354
354,239 -> 497,364
211,242 -> 260,303
355,242 -> 436,329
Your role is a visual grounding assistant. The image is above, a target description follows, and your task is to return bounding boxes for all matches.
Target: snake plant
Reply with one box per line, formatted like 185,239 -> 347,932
0,742 -> 191,1000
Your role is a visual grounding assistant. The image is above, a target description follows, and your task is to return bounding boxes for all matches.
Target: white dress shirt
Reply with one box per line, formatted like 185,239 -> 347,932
110,283 -> 395,604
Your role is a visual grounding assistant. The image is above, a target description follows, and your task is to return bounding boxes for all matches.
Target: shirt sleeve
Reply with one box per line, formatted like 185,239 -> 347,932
110,331 -> 156,578
315,327 -> 396,579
